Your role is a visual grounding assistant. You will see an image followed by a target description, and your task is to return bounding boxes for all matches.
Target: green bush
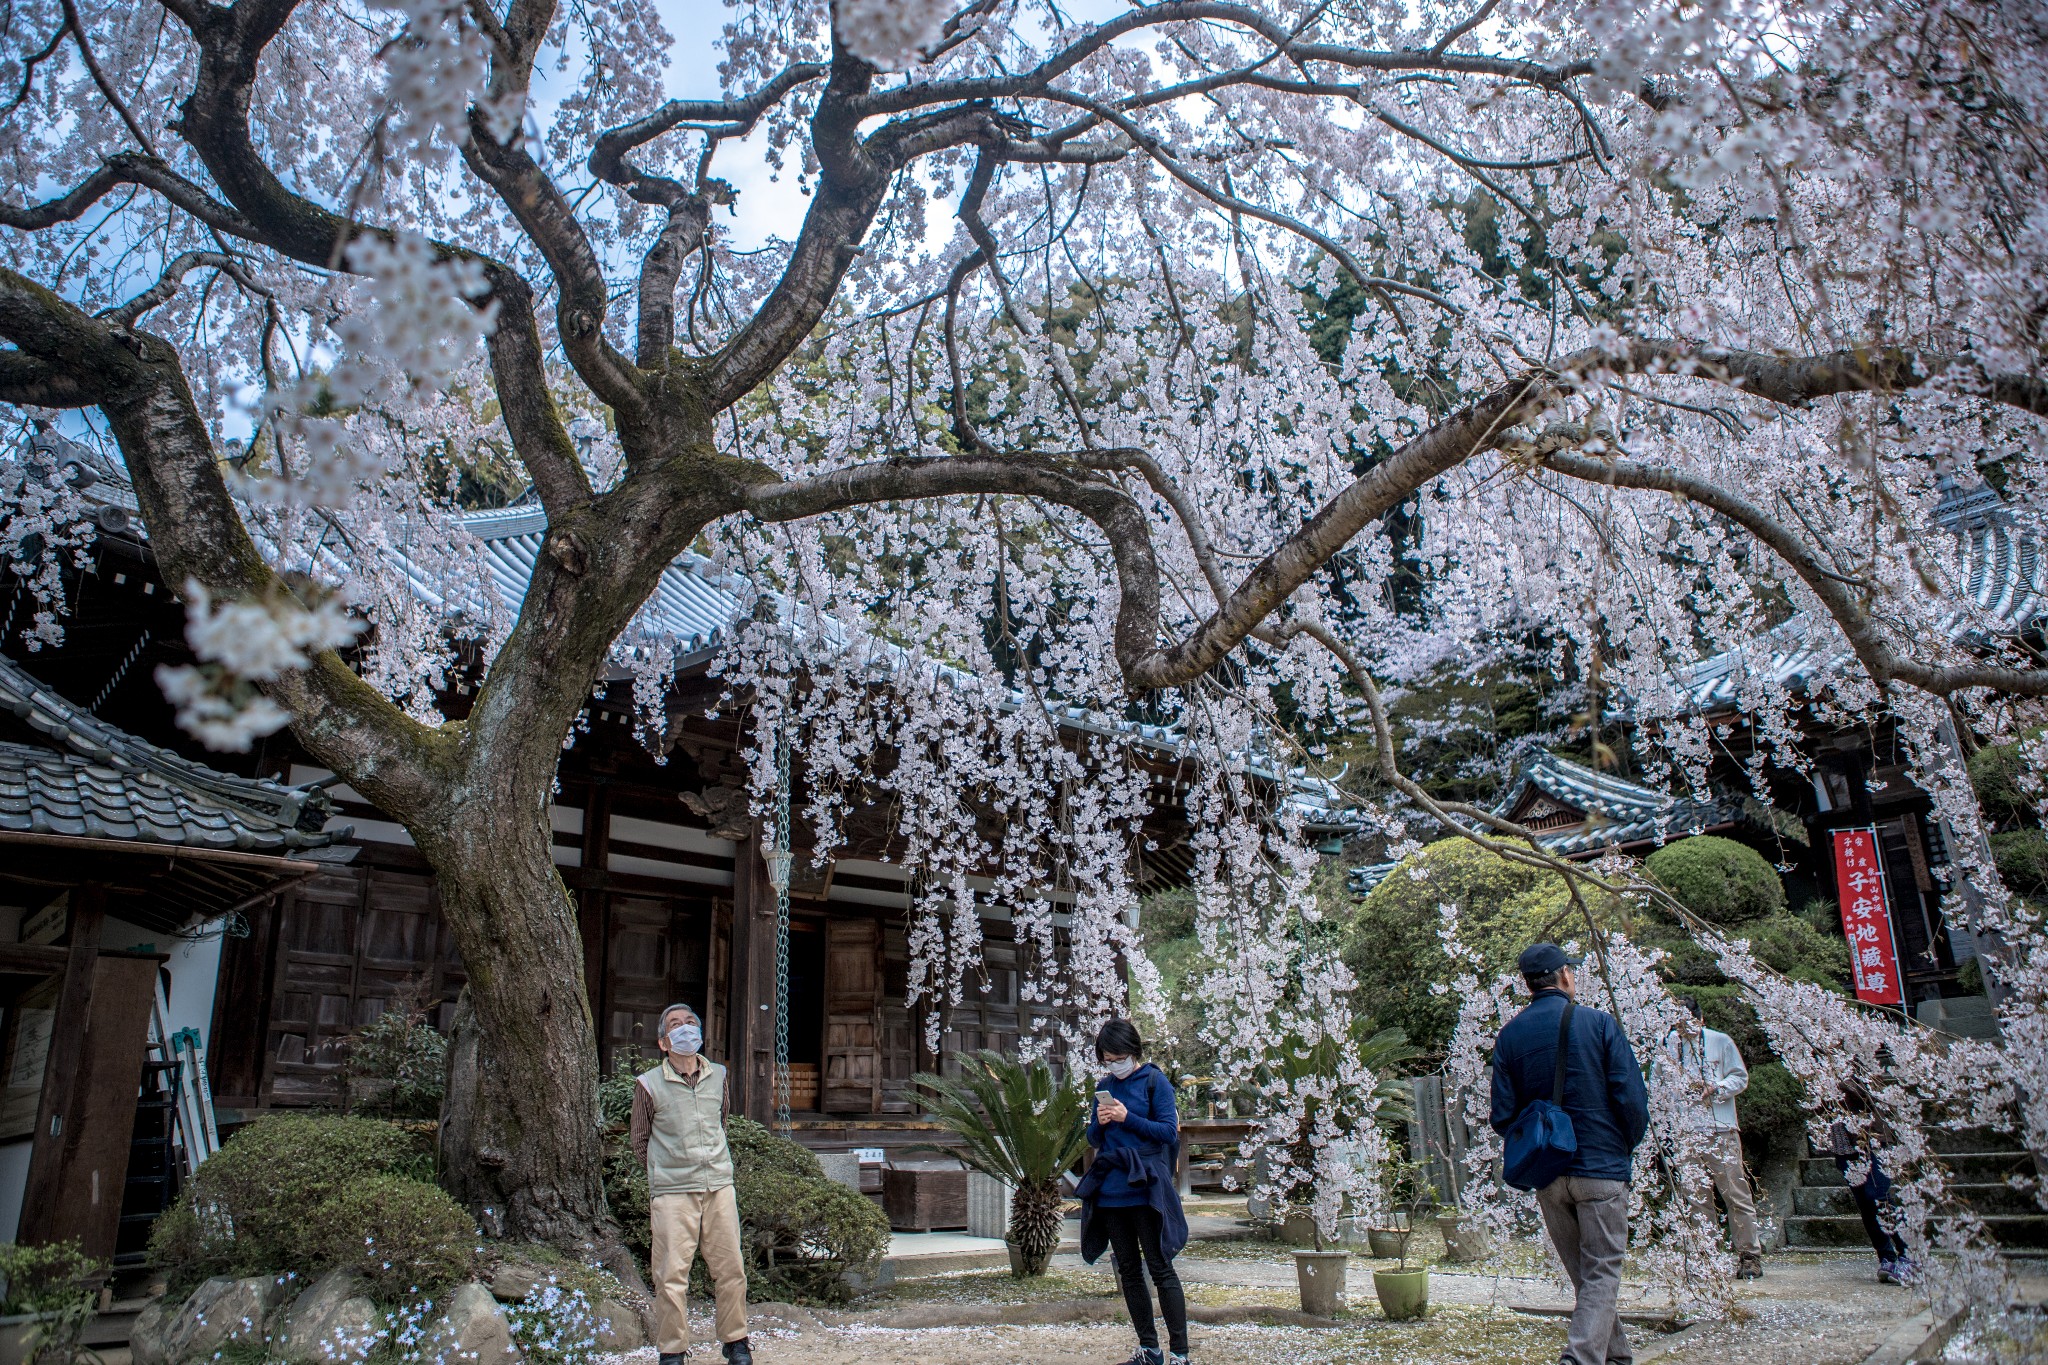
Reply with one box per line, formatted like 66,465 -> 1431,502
1646,836 -> 1784,925
0,1241 -> 102,1314
1970,733 -> 2042,825
1738,1061 -> 1809,1158
342,993 -> 448,1121
146,1113 -> 446,1296
302,1175 -> 477,1298
1344,838 -> 1605,1051
1741,912 -> 1852,989
601,1113 -> 888,1304
1991,829 -> 2048,897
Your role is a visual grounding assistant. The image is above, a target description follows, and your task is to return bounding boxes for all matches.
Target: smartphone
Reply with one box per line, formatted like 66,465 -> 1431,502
1095,1087 -> 1112,1120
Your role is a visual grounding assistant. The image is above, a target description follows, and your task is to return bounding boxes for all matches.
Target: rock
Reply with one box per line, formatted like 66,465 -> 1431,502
590,1298 -> 645,1351
488,1264 -> 542,1304
133,1275 -> 285,1365
275,1270 -> 386,1365
425,1282 -> 523,1365
128,1299 -> 170,1365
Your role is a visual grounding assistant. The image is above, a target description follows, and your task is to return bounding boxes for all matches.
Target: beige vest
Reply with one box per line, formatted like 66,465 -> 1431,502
639,1060 -> 735,1196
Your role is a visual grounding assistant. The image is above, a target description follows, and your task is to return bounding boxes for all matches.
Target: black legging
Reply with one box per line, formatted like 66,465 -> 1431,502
1098,1204 -> 1188,1354
1837,1160 -> 1907,1263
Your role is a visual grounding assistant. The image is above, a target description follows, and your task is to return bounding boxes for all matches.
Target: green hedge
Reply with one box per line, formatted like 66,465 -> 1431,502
1343,838 -> 1606,1051
1991,829 -> 2048,897
600,1101 -> 888,1304
147,1113 -> 472,1298
1646,836 -> 1785,924
1970,734 -> 2042,825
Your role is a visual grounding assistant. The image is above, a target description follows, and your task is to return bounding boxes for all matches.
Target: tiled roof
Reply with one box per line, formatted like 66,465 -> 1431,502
1683,485 -> 2043,713
1346,750 -> 1742,894
0,651 -> 338,852
11,444 -> 1362,832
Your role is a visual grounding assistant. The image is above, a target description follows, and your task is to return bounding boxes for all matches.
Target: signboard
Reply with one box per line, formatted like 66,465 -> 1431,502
20,891 -> 67,946
1834,827 -> 1903,1005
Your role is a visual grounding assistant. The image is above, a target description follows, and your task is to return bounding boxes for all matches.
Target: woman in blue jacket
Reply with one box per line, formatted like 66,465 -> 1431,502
1078,1018 -> 1190,1365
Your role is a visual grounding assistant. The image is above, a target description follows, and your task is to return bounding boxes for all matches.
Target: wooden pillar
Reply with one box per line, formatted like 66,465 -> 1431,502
727,822 -> 777,1122
20,883 -> 104,1244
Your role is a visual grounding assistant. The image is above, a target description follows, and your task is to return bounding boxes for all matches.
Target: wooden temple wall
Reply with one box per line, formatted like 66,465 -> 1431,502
207,766 -> 1062,1127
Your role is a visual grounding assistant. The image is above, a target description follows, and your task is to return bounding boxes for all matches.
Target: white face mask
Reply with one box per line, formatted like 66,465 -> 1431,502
1105,1057 -> 1137,1081
667,1022 -> 702,1057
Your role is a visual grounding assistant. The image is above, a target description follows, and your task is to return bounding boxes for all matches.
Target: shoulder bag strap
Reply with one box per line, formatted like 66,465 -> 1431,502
1551,1001 -> 1577,1106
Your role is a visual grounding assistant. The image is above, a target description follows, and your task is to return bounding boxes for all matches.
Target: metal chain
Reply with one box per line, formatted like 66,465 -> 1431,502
772,728 -> 793,1134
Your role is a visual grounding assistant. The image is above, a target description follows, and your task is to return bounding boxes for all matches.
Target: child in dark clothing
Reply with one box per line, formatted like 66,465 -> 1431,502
1080,1018 -> 1189,1365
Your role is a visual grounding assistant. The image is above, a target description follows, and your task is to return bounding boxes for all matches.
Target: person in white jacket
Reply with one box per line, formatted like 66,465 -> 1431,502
1660,997 -> 1764,1278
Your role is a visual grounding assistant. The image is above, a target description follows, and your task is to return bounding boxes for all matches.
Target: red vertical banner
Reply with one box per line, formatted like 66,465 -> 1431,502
1833,827 -> 1903,1005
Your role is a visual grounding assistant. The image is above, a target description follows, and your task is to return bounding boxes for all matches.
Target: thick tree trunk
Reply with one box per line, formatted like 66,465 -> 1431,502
426,808 -> 612,1247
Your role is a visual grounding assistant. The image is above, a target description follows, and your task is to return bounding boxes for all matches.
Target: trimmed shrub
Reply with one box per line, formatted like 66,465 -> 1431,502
725,1118 -> 887,1302
1741,911 -> 1852,989
302,1175 -> 477,1298
146,1113 -> 446,1296
1738,1061 -> 1809,1158
1344,838 -> 1607,1051
1970,733 -> 2043,825
1991,828 -> 2048,897
1646,836 -> 1785,924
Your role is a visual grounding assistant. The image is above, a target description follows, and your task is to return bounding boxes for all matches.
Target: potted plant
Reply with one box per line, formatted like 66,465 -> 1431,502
1365,1158 -> 1432,1260
1436,1201 -> 1493,1263
0,1241 -> 103,1365
1255,1021 -> 1421,1316
911,1049 -> 1088,1277
1371,1177 -> 1434,1322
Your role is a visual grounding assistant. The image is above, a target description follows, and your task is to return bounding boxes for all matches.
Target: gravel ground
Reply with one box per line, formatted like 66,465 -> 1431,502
629,1241 -> 1971,1365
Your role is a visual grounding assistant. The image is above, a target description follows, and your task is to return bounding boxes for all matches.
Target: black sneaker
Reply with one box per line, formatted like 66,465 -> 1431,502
1117,1351 -> 1163,1365
659,1355 -> 686,1365
723,1340 -> 755,1365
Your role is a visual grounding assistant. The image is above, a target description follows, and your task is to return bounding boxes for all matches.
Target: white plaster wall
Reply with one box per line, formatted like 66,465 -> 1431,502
0,1139 -> 30,1242
101,914 -> 227,1050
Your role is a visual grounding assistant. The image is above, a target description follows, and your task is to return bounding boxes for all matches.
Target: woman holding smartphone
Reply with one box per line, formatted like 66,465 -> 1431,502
1077,1018 -> 1190,1365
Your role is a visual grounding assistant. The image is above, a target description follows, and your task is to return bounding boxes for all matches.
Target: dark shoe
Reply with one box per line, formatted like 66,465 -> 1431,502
1877,1259 -> 1903,1285
1736,1251 -> 1762,1279
1117,1351 -> 1163,1365
723,1341 -> 755,1365
659,1355 -> 686,1365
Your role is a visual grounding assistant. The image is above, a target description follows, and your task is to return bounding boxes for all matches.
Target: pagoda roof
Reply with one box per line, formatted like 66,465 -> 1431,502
1347,750 -> 1743,894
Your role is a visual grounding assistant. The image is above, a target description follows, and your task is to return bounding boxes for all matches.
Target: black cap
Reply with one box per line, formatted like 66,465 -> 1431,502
1518,942 -> 1583,977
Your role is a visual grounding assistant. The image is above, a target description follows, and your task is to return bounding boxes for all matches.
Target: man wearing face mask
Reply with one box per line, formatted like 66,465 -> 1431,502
629,1004 -> 752,1365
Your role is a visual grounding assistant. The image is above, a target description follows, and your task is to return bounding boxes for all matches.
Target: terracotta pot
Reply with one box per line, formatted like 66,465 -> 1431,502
1280,1209 -> 1319,1246
1372,1267 -> 1430,1321
1365,1227 -> 1406,1259
1293,1249 -> 1350,1316
1436,1214 -> 1493,1263
1005,1239 -> 1052,1277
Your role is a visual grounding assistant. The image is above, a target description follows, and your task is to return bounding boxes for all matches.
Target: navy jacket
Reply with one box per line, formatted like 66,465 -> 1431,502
1490,990 -> 1650,1183
1085,1064 -> 1180,1204
1078,1064 -> 1186,1263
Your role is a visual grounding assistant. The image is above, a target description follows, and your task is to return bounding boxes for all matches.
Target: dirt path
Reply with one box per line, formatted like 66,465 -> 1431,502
627,1245 -> 1948,1365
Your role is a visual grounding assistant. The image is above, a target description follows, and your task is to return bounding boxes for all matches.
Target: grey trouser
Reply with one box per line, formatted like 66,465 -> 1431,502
1537,1175 -> 1633,1365
1686,1129 -> 1761,1257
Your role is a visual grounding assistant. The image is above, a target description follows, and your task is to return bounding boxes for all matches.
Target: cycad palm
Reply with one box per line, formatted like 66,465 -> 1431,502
912,1050 -> 1088,1276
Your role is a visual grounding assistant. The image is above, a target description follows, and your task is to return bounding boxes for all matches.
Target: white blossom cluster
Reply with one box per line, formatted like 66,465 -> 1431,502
154,579 -> 364,751
832,0 -> 946,71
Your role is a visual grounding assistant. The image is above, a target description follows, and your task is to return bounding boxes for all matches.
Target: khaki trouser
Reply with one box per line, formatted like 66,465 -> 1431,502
651,1186 -> 748,1354
1537,1175 -> 1633,1365
1686,1128 -> 1762,1257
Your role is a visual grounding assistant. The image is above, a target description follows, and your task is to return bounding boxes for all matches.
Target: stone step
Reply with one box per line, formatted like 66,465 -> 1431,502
1787,1213 -> 2048,1250
1793,1182 -> 2038,1217
1799,1152 -> 2032,1187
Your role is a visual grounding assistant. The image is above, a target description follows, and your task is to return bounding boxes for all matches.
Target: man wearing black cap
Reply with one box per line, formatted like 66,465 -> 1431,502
1492,944 -> 1649,1365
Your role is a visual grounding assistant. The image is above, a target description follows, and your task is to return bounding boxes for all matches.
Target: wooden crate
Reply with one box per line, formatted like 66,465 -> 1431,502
787,1063 -> 819,1111
882,1167 -> 969,1231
